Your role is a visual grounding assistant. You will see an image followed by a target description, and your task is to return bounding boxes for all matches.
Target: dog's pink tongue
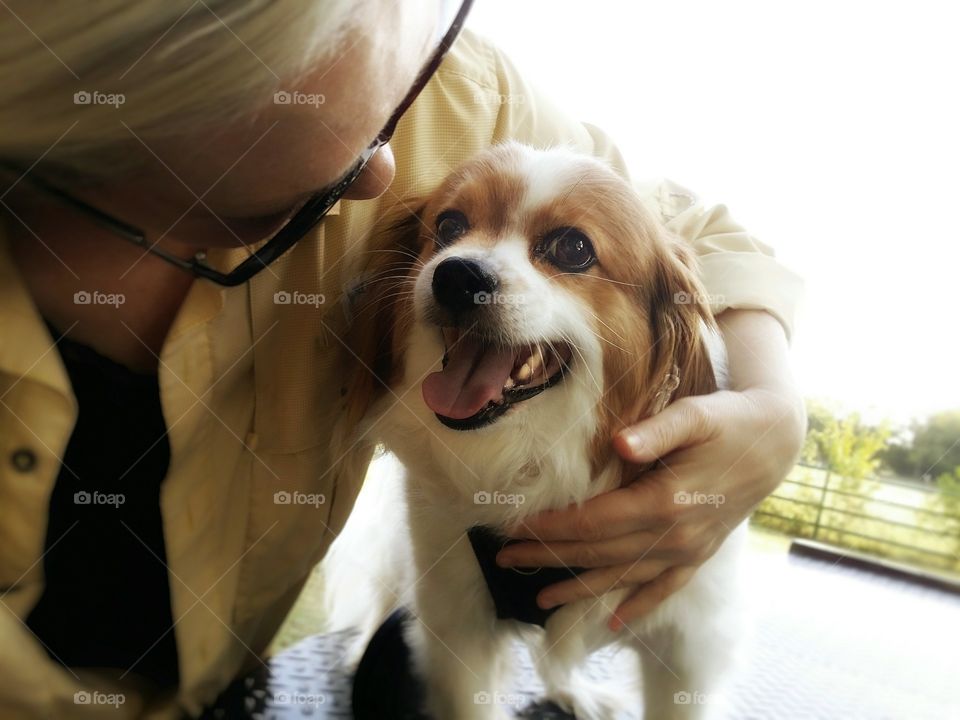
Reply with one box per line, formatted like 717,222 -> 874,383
422,335 -> 516,419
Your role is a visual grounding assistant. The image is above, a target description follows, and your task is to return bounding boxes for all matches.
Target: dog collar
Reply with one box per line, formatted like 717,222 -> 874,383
467,525 -> 585,628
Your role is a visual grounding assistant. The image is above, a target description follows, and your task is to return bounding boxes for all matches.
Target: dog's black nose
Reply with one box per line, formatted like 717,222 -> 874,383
431,257 -> 499,313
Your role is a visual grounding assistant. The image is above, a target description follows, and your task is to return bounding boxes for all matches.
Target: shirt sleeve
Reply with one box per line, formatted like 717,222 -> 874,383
634,177 -> 804,340
480,36 -> 803,340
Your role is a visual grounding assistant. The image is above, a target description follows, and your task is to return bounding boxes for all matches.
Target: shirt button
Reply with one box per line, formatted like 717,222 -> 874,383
10,448 -> 38,473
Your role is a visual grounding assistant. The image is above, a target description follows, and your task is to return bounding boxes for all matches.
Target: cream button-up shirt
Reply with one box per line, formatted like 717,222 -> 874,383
0,29 -> 801,719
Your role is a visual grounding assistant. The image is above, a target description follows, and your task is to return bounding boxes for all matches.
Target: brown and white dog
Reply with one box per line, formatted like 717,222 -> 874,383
327,142 -> 744,720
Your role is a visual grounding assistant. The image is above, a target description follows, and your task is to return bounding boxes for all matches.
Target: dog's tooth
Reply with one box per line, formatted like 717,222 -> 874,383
515,363 -> 532,382
503,376 -> 515,390
527,349 -> 543,377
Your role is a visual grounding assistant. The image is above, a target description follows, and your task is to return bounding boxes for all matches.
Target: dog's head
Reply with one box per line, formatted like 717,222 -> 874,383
344,143 -> 717,505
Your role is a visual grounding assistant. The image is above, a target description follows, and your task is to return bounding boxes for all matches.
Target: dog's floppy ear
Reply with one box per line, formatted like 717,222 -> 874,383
339,200 -> 428,437
646,236 -> 718,410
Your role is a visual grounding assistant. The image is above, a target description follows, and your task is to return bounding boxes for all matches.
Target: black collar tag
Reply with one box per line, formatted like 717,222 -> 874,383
467,525 -> 585,628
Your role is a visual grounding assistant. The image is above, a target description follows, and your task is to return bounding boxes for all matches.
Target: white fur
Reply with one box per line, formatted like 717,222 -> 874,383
324,145 -> 744,719
321,449 -> 414,665
516,146 -> 594,216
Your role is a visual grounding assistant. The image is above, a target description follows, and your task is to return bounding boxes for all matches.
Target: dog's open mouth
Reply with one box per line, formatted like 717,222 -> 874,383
422,328 -> 573,431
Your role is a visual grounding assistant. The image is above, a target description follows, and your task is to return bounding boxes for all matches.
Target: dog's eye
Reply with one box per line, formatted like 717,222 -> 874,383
540,227 -> 596,271
435,210 -> 469,246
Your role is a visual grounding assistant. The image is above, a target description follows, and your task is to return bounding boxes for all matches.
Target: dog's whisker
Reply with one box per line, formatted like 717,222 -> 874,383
366,274 -> 419,285
552,272 -> 643,289
359,247 -> 427,265
375,290 -> 417,301
583,312 -> 630,351
584,309 -> 629,345
556,331 -> 604,396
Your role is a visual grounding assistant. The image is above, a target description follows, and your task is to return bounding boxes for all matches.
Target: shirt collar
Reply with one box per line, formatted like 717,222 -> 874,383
0,225 -> 73,398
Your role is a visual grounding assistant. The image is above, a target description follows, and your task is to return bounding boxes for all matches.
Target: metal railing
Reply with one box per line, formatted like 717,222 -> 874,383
751,463 -> 960,573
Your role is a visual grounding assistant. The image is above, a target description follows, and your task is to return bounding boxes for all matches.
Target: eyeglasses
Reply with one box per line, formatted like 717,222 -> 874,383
5,0 -> 474,287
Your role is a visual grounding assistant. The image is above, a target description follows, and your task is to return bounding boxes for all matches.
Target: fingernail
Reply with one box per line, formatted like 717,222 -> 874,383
619,431 -> 643,455
496,553 -> 514,567
608,614 -> 624,632
538,594 -> 557,610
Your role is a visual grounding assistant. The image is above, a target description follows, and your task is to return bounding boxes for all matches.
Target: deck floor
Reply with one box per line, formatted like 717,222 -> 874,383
204,549 -> 960,719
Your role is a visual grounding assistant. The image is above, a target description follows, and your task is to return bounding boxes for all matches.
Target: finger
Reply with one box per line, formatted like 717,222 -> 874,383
535,560 -> 665,610
608,565 -> 696,631
507,480 -> 669,542
614,397 -> 718,465
496,530 -> 673,570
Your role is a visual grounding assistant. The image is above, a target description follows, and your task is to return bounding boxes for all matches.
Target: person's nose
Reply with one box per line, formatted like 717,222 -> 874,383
340,143 -> 396,201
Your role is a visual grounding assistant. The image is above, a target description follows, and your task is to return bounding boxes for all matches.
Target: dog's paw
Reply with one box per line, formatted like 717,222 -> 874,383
546,679 -> 637,720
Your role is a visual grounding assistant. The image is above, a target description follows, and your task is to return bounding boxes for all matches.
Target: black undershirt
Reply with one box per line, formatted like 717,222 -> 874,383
467,526 -> 585,628
25,323 -> 179,689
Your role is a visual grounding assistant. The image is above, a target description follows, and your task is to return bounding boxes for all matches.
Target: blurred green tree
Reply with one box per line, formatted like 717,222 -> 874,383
808,409 -> 890,481
881,411 -> 960,479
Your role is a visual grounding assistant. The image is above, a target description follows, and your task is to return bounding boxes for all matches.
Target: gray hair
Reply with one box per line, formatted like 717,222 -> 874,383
0,0 -> 363,179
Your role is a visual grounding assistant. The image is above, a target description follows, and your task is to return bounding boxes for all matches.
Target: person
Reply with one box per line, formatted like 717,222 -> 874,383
0,0 -> 804,717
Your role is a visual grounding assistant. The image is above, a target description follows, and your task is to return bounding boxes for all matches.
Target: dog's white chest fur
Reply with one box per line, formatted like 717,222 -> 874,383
364,332 -> 743,720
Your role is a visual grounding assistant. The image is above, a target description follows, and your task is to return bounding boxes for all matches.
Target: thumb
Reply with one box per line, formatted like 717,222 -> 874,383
614,398 -> 714,464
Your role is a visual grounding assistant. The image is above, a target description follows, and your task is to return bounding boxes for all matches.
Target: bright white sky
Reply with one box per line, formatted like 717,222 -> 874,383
466,0 -> 959,424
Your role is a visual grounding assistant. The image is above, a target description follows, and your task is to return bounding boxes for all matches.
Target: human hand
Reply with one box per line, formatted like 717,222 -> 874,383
495,310 -> 805,629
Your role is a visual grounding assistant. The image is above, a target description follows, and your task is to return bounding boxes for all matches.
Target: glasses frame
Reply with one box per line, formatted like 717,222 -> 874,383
4,0 -> 474,287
